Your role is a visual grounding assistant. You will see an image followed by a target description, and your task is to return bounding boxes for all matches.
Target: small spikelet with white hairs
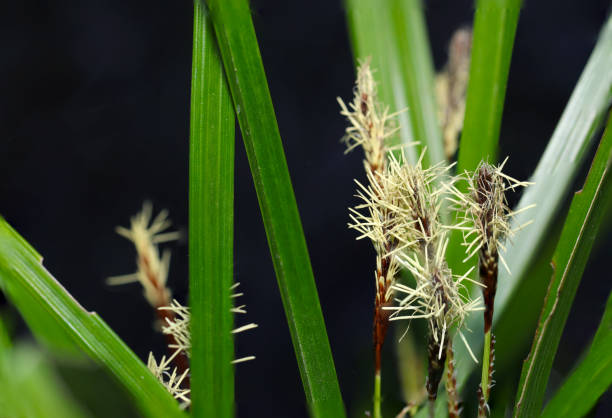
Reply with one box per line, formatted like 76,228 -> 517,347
147,283 -> 258,407
337,58 -> 402,174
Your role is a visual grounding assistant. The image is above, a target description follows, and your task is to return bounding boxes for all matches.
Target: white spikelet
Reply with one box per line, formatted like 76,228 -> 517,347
387,234 -> 483,361
107,202 -> 181,308
337,58 -> 402,173
147,351 -> 191,409
446,158 -> 533,271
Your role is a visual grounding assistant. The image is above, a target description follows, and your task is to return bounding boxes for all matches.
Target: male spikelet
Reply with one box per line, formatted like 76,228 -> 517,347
338,58 -> 401,175
447,159 -> 532,414
107,202 -> 181,309
447,159 -> 533,333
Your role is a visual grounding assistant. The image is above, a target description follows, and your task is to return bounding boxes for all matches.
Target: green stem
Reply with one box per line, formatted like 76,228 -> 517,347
374,370 -> 381,418
480,329 -> 492,416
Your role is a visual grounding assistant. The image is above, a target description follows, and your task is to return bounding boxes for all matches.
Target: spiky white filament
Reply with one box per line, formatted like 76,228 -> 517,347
337,58 -> 400,172
147,351 -> 191,409
447,160 -> 534,266
388,235 -> 483,361
107,202 -> 181,308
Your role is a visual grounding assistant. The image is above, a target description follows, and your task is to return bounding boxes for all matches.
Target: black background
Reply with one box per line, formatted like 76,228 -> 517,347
1,1 -> 611,417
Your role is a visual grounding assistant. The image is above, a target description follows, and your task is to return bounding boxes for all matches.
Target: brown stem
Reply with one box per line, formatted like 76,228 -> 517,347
477,385 -> 486,418
373,257 -> 392,374
446,342 -> 461,418
426,333 -> 448,403
480,247 -> 498,334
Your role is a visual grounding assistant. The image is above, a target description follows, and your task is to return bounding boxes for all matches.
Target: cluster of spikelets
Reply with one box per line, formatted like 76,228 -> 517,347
340,60 -> 482,352
339,60 -> 534,416
109,203 -> 257,409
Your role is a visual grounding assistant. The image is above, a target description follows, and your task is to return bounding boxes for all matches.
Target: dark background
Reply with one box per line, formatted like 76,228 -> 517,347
1,1 -> 611,417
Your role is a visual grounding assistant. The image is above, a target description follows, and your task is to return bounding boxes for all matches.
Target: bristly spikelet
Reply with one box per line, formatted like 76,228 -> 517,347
147,351 -> 191,409
388,233 -> 483,406
107,201 -> 181,309
447,159 -> 531,413
348,151 -> 451,262
447,158 -> 533,329
388,234 -> 483,360
337,58 -> 400,174
148,284 -> 258,408
157,285 -> 258,364
448,159 -> 533,271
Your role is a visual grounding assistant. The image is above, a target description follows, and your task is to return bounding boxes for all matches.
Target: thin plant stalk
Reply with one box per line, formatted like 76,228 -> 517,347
374,372 -> 382,418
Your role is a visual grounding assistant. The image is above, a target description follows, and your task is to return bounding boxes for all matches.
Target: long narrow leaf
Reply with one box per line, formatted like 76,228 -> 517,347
514,113 -> 612,417
540,290 -> 612,417
344,0 -> 418,164
0,344 -> 89,418
456,0 -> 522,172
189,1 -> 236,417
205,0 -> 345,416
390,0 -> 445,165
0,218 -> 185,418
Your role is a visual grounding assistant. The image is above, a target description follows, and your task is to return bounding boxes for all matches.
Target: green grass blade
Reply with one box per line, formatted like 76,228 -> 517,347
345,0 -> 416,164
390,0 -> 445,165
513,113 -> 612,417
456,0 -> 522,171
0,219 -> 185,418
541,290 -> 612,418
189,1 -> 236,417
205,0 -> 345,416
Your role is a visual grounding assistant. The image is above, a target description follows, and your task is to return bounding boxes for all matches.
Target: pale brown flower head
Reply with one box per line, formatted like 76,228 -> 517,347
337,58 -> 401,173
107,202 -> 181,308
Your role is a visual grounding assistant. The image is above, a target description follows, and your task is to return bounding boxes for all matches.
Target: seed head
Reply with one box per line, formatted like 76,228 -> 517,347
388,234 -> 483,362
447,158 -> 534,272
147,351 -> 191,409
107,202 -> 181,308
337,58 -> 401,173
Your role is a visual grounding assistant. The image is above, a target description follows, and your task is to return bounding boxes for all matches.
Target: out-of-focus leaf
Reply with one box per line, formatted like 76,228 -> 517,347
540,290 -> 612,418
0,344 -> 90,418
514,112 -> 612,417
456,0 -> 522,173
0,218 -> 185,418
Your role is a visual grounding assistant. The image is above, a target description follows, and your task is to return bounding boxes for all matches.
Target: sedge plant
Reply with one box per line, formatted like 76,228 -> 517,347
0,1 -> 611,418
